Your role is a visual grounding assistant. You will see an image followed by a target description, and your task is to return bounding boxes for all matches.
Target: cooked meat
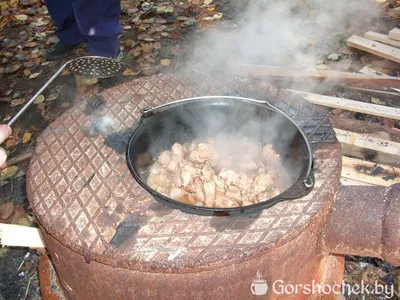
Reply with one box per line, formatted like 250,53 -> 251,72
146,139 -> 286,208
203,180 -> 216,207
188,143 -> 218,166
172,143 -> 185,160
181,163 -> 199,187
218,169 -> 240,186
157,151 -> 172,167
252,173 -> 275,196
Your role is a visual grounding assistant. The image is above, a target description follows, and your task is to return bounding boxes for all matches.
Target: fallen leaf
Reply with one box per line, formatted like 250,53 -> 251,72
0,202 -> 14,220
123,68 -> 134,76
5,139 -> 17,148
10,98 -> 24,107
23,69 -> 31,77
46,93 -> 58,102
177,16 -> 188,21
60,103 -> 69,108
1,166 -> 18,180
5,63 -> 22,74
15,14 -> 28,21
22,132 -> 32,144
123,25 -> 132,30
37,103 -> 46,110
62,70 -> 71,76
3,52 -> 13,58
17,216 -> 33,226
203,0 -> 212,5
29,72 -> 40,79
0,2 -> 9,10
160,59 -> 171,66
34,95 -> 45,104
156,5 -> 174,14
25,41 -> 38,48
371,97 -> 385,105
0,97 -> 10,102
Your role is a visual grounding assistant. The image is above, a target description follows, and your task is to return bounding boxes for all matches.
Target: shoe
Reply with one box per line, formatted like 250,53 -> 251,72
45,42 -> 79,60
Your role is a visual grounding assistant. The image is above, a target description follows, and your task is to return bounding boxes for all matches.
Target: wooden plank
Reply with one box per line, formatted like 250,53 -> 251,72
365,31 -> 400,48
287,89 -> 400,120
230,64 -> 400,88
341,156 -> 400,187
388,28 -> 400,41
0,224 -> 45,248
347,35 -> 400,64
334,128 -> 400,165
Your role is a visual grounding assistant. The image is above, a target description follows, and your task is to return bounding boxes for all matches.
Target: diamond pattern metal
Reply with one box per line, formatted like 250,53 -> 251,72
26,72 -> 341,272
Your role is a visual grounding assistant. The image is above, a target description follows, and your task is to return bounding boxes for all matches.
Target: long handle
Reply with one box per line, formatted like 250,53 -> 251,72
7,62 -> 69,126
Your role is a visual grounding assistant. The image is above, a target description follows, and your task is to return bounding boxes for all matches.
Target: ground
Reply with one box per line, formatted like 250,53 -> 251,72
1,0 -> 400,299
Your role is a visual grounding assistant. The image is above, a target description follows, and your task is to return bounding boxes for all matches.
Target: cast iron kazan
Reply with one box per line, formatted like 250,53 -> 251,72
126,96 -> 315,216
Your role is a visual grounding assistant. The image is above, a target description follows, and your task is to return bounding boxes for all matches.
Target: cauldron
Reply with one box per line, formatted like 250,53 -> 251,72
126,96 -> 314,216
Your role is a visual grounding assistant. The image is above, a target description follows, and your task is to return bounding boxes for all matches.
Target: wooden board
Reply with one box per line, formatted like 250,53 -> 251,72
230,64 -> 400,88
388,28 -> 400,41
347,35 -> 400,64
287,89 -> 400,120
0,224 -> 45,248
334,128 -> 400,165
341,156 -> 400,187
365,31 -> 400,48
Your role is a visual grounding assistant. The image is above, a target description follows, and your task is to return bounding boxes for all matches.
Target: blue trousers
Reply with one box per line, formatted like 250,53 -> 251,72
45,0 -> 121,57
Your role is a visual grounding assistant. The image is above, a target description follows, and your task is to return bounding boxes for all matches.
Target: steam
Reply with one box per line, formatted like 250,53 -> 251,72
190,0 -> 381,72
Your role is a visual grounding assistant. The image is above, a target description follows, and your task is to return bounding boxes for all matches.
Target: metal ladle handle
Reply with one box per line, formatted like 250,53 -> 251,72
7,62 -> 69,127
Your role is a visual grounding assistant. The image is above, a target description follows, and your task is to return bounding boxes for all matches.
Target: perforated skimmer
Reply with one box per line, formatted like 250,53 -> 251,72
7,56 -> 126,126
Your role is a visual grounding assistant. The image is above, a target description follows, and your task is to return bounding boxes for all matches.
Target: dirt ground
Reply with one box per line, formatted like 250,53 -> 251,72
1,0 -> 400,299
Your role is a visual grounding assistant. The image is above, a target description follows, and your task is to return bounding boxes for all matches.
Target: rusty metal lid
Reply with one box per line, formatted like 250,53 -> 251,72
26,73 -> 341,272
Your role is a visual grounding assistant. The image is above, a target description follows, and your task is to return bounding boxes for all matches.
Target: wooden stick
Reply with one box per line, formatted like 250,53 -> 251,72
340,177 -> 374,186
338,84 -> 400,99
0,224 -> 45,248
229,64 -> 400,88
365,31 -> 400,48
388,28 -> 400,41
287,89 -> 400,120
347,35 -> 400,64
0,152 -> 33,170
334,128 -> 400,165
341,156 -> 400,187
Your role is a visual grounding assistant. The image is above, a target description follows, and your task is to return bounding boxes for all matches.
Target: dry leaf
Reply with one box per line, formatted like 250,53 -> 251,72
15,14 -> 28,21
25,41 -> 38,48
22,132 -> 32,144
1,166 -> 19,180
10,98 -> 24,107
5,139 -> 17,149
0,2 -> 9,10
160,59 -> 171,66
34,94 -> 45,104
0,202 -> 14,220
23,69 -> 31,78
29,72 -> 40,79
46,93 -> 58,102
62,70 -> 71,76
203,0 -> 212,5
60,103 -> 70,108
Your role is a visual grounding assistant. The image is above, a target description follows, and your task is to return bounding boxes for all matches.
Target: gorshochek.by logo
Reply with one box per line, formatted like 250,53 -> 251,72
251,271 -> 268,296
250,271 -> 394,298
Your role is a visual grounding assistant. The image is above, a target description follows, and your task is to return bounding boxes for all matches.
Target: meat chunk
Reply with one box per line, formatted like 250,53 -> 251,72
203,181 -> 216,207
252,173 -> 275,196
201,163 -> 215,181
214,192 -> 239,208
180,163 -> 199,187
188,143 -> 218,166
262,145 -> 280,160
157,151 -> 172,167
169,187 -> 186,200
218,169 -> 240,186
225,185 -> 241,202
171,143 -> 185,160
185,176 -> 205,202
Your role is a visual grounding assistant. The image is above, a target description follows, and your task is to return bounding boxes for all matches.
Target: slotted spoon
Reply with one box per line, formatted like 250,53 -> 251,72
7,56 -> 126,126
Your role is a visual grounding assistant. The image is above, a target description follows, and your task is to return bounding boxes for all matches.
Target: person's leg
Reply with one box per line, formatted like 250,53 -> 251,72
72,0 -> 121,57
45,0 -> 85,45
